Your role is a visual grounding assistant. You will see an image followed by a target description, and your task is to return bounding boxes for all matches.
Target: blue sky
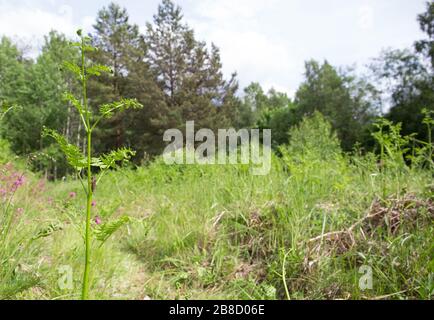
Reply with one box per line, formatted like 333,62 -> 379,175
0,0 -> 428,97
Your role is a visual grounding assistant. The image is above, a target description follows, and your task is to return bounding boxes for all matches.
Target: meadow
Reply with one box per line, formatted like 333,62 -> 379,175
1,113 -> 432,300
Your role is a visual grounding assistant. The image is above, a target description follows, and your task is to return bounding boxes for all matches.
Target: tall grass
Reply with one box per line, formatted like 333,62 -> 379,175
0,111 -> 432,300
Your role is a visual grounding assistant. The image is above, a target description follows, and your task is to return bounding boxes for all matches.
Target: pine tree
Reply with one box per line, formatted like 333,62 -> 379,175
90,2 -> 147,152
145,0 -> 239,135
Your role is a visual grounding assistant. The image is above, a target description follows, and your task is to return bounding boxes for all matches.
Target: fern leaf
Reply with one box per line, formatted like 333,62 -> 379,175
63,92 -> 83,114
62,61 -> 82,80
99,98 -> 143,119
94,215 -> 131,244
86,64 -> 112,78
42,128 -> 86,170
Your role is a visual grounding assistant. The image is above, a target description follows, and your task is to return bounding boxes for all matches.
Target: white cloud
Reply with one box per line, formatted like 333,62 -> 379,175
192,0 -> 278,21
0,2 -> 93,57
358,5 -> 374,30
186,0 -> 298,96
0,0 -> 426,95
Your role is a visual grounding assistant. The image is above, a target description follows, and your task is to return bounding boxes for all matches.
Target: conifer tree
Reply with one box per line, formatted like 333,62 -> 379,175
145,0 -> 239,135
90,2 -> 148,152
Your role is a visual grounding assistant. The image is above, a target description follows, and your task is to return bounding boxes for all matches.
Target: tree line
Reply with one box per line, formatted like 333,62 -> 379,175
0,0 -> 433,178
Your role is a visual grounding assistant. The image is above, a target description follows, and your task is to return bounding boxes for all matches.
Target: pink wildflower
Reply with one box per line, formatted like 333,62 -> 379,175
69,192 -> 77,199
11,175 -> 25,192
94,216 -> 102,225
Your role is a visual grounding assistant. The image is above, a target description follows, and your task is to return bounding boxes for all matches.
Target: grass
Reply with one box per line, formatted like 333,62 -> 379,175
0,114 -> 433,300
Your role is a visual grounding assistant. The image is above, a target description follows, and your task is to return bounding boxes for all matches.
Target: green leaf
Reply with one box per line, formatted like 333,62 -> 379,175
69,41 -> 82,48
62,61 -> 82,80
99,98 -> 143,119
32,222 -> 63,240
86,64 -> 112,78
42,128 -> 86,170
94,215 -> 131,244
91,157 -> 105,168
63,92 -> 83,114
83,45 -> 97,53
100,148 -> 136,169
0,102 -> 15,120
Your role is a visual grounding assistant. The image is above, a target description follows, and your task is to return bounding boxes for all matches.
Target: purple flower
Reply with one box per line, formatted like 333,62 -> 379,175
94,216 -> 102,225
91,200 -> 96,207
11,175 -> 25,192
69,192 -> 77,199
15,175 -> 25,186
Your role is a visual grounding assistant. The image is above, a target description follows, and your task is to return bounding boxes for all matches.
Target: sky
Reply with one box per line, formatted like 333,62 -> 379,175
0,0 -> 428,97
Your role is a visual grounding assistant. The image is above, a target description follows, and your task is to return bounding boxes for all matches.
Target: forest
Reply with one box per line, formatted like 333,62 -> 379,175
0,0 -> 433,300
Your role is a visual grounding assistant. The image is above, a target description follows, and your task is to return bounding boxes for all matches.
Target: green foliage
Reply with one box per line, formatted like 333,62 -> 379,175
1,110 -> 433,300
0,101 -> 15,121
0,139 -> 14,164
0,0 -> 433,301
99,98 -> 142,119
145,0 -> 239,134
85,64 -> 112,78
370,48 -> 434,144
94,215 -> 130,244
42,128 -> 86,171
62,61 -> 83,81
1,31 -> 79,178
32,222 -> 63,241
1,0 -> 432,170
44,29 -> 142,300
295,60 -> 379,151
0,37 -> 28,105
370,1 -> 434,144
257,104 -> 297,147
281,111 -> 342,162
62,92 -> 84,115
98,148 -> 136,169
88,2 -> 152,155
240,82 -> 293,130
415,1 -> 434,68
372,118 -> 412,166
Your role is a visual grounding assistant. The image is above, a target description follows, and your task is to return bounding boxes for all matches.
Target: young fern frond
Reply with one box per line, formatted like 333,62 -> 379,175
63,92 -> 83,114
93,215 -> 131,244
62,61 -> 83,81
99,98 -> 142,118
91,98 -> 142,131
42,128 -> 87,171
97,148 -> 136,184
86,64 -> 112,78
99,148 -> 136,169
